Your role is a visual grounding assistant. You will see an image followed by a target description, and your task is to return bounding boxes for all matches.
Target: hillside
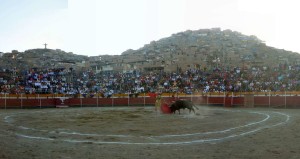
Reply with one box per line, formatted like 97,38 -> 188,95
121,28 -> 300,71
1,28 -> 300,73
0,49 -> 88,71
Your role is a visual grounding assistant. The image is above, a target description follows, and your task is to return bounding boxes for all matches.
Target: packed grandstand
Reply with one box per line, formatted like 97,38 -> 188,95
0,63 -> 298,96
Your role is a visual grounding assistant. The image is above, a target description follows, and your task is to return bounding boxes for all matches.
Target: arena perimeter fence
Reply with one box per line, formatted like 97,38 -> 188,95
0,91 -> 300,109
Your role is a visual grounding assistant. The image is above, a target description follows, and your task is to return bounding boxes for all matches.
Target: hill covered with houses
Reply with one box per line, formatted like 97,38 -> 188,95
1,28 -> 300,75
117,28 -> 300,73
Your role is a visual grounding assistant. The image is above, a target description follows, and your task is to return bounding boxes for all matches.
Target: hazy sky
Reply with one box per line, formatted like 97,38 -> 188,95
0,0 -> 300,56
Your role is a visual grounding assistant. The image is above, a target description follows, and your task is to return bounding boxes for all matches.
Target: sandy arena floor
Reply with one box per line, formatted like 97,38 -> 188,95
0,106 -> 299,159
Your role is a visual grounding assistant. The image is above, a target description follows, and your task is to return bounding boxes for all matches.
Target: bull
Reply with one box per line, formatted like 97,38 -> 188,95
169,100 -> 198,114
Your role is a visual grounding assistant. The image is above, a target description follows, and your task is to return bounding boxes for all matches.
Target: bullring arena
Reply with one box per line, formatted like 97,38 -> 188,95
0,93 -> 300,159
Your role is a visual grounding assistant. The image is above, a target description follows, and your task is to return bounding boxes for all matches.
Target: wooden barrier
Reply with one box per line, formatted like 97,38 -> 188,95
1,93 -> 300,109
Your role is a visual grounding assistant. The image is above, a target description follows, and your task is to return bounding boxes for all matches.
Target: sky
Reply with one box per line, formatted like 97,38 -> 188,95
0,0 -> 300,56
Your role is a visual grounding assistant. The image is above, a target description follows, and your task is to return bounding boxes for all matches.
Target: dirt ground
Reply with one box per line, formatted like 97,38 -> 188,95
0,105 -> 299,159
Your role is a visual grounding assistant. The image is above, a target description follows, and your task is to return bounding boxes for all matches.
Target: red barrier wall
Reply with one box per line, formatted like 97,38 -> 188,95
0,99 -> 4,108
286,96 -> 300,108
232,97 -> 244,106
0,95 -> 299,109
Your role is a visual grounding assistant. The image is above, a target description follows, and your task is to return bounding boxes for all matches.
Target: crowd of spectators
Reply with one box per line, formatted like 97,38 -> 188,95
1,63 -> 300,96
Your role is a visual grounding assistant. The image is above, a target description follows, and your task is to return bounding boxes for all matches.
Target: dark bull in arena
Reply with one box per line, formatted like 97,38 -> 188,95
169,100 -> 198,114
